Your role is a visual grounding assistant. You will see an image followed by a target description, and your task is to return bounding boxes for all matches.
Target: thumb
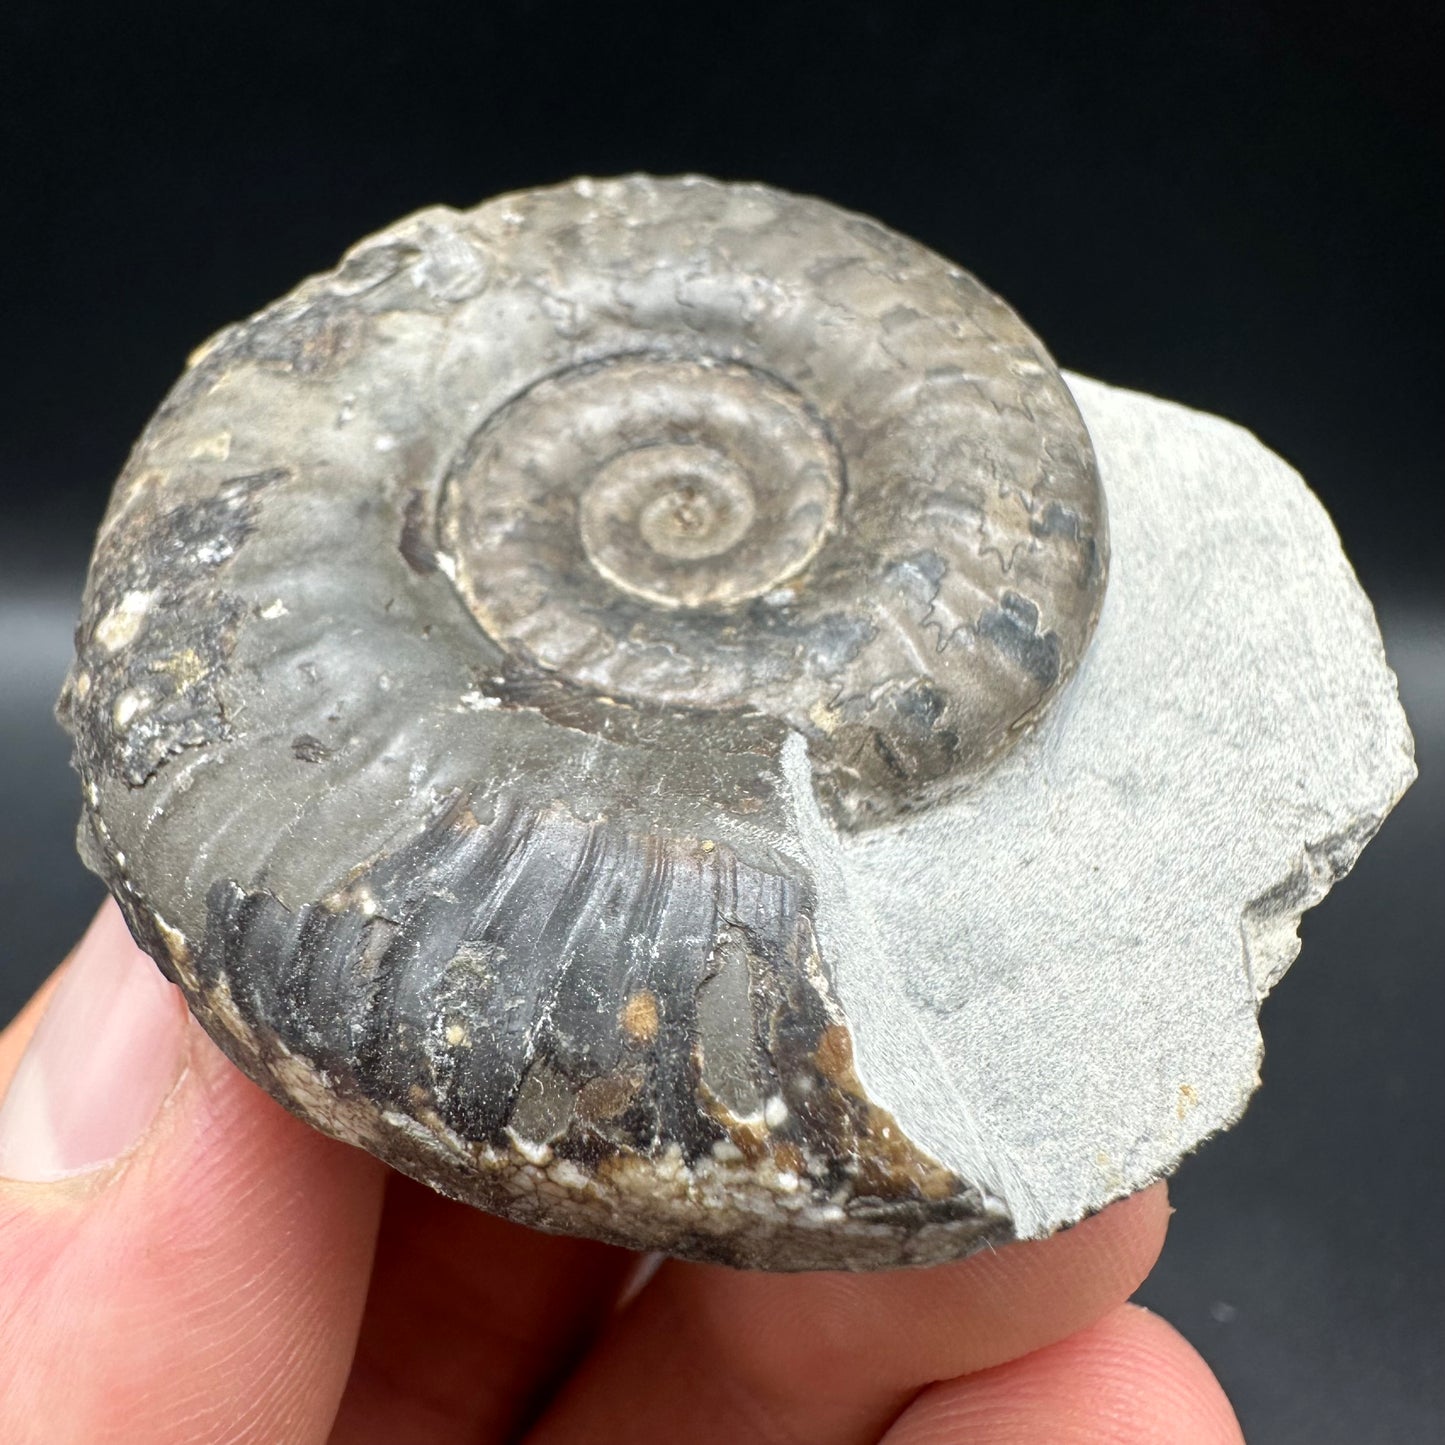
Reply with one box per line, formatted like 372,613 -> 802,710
0,902 -> 387,1445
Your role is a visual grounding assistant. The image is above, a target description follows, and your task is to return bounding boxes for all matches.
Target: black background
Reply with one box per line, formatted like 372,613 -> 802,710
2,4 -> 1440,1441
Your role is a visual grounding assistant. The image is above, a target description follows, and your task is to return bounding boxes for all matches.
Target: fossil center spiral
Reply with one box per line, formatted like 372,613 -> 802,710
442,354 -> 843,637
582,442 -> 764,609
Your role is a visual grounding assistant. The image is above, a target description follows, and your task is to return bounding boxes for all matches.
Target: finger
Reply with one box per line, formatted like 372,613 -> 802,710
525,1182 -> 1170,1445
329,1177 -> 635,1445
880,1302 -> 1244,1444
0,901 -> 388,1445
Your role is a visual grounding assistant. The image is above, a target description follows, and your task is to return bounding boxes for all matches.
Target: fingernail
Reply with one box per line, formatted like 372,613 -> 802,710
0,908 -> 189,1182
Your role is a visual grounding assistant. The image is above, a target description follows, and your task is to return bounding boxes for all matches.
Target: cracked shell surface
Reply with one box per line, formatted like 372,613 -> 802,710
60,175 -> 1412,1270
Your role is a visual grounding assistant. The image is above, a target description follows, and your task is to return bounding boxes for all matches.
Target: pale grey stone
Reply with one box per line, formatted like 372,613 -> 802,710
830,372 -> 1416,1239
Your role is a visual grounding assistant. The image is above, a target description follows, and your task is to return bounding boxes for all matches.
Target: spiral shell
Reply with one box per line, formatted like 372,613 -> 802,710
59,176 -> 1107,1269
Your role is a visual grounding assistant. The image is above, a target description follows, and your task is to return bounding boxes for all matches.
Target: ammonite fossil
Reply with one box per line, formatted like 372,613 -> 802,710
59,175 -> 1413,1270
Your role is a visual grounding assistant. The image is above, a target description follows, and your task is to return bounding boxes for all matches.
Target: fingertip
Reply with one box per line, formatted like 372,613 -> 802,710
949,1181 -> 1173,1361
688,1179 -> 1173,1387
882,1302 -> 1245,1445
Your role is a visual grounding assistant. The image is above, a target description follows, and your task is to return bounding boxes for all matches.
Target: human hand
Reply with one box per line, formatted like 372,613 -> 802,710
0,903 -> 1244,1443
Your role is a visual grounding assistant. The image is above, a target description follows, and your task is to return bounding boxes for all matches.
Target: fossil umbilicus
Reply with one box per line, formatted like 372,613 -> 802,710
59,176 -> 1414,1270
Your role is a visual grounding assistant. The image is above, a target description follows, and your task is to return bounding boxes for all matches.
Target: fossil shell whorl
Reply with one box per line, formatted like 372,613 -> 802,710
428,179 -> 1108,828
59,176 -> 1107,1270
